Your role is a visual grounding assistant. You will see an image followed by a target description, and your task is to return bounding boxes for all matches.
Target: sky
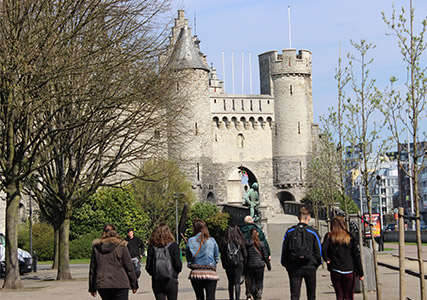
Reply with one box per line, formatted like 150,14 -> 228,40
171,0 -> 427,124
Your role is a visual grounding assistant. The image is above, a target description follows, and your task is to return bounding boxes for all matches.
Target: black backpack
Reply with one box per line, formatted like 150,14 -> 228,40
288,225 -> 312,261
225,242 -> 240,267
152,242 -> 173,280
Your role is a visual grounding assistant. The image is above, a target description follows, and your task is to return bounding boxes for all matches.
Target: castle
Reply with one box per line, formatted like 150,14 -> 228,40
167,10 -> 319,220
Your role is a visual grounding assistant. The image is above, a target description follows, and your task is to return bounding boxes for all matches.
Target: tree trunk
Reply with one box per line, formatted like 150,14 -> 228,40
414,182 -> 426,300
52,224 -> 60,270
368,197 -> 382,300
56,217 -> 72,280
3,180 -> 23,289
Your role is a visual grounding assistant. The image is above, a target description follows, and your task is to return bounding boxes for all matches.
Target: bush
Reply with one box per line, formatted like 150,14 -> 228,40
18,222 -> 54,261
71,185 -> 149,241
69,231 -> 101,259
185,202 -> 230,243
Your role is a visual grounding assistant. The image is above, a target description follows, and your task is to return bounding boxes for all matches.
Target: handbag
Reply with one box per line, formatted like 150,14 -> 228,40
188,240 -> 219,281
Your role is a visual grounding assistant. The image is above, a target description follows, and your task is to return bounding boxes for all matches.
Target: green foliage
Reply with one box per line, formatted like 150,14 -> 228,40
69,231 -> 101,260
185,202 -> 230,243
133,159 -> 196,237
339,195 -> 359,214
70,185 -> 149,241
18,222 -> 54,261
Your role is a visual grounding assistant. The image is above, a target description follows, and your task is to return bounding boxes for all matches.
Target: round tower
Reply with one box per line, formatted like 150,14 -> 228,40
166,11 -> 214,201
259,49 -> 313,202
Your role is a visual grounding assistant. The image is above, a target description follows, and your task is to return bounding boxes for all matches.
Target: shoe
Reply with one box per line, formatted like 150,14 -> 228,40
256,290 -> 263,299
246,293 -> 253,300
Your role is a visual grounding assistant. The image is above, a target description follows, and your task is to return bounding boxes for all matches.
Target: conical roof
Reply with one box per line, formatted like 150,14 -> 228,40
168,27 -> 210,72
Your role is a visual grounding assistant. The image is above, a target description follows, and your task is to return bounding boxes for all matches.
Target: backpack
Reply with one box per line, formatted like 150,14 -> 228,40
225,242 -> 240,267
288,225 -> 312,262
152,242 -> 173,280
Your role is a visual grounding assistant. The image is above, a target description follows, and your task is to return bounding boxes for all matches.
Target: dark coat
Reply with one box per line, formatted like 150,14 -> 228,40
246,238 -> 270,270
89,236 -> 138,292
239,223 -> 271,256
281,223 -> 322,273
125,235 -> 144,258
322,233 -> 364,277
145,242 -> 183,279
219,240 -> 248,269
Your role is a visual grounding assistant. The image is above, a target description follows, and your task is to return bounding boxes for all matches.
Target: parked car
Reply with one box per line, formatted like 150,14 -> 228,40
0,233 -> 33,275
384,223 -> 396,231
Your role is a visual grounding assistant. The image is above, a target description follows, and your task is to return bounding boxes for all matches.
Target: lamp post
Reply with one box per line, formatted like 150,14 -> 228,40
376,175 -> 383,230
173,193 -> 183,243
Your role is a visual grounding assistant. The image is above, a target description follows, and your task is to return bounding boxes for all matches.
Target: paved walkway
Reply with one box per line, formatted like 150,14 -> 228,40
1,247 -> 427,300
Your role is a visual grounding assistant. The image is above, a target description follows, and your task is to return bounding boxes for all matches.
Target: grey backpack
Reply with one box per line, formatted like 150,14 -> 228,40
152,242 -> 173,280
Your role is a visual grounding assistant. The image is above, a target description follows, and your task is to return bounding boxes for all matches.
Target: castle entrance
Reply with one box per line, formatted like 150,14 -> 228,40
226,166 -> 258,205
277,191 -> 295,213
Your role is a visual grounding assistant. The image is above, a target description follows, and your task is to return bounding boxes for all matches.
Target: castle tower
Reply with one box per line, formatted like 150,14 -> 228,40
167,11 -> 214,201
259,49 -> 314,203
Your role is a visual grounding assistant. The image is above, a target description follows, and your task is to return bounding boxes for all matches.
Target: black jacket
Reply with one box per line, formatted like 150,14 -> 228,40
219,240 -> 248,269
239,223 -> 271,256
322,233 -> 364,277
145,242 -> 182,279
89,237 -> 138,292
125,235 -> 144,258
246,238 -> 270,270
281,223 -> 322,272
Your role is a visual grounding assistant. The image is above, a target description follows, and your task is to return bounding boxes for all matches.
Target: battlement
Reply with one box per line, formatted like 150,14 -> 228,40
212,115 -> 273,131
259,49 -> 311,77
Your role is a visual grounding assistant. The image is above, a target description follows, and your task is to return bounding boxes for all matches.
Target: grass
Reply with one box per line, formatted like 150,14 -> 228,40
384,242 -> 427,246
38,259 -> 90,265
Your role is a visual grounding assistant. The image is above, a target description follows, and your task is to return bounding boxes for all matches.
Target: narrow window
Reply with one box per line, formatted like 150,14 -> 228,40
223,99 -> 226,111
275,162 -> 278,181
275,124 -> 278,136
232,99 -> 235,111
298,122 -> 301,134
299,161 -> 302,179
195,122 -> 198,135
290,85 -> 293,95
259,100 -> 262,111
241,100 -> 244,111
237,134 -> 244,148
197,163 -> 200,181
177,82 -> 179,91
214,99 -> 217,104
250,100 -> 253,111
215,134 -> 218,142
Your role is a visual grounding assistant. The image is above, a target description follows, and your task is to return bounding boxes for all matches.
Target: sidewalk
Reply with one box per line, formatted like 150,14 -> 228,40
1,251 -> 426,300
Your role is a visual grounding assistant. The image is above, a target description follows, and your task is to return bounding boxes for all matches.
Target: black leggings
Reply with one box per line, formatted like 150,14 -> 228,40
248,267 -> 264,298
225,262 -> 244,300
190,279 -> 217,300
288,268 -> 317,300
98,288 -> 129,300
152,277 -> 178,300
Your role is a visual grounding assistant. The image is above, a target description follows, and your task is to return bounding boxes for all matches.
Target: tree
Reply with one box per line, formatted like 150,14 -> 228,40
345,40 -> 386,300
13,0 -> 178,282
133,159 -> 196,236
382,2 -> 427,298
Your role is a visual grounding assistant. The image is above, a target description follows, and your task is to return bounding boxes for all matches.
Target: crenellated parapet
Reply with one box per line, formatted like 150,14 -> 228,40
212,115 -> 273,130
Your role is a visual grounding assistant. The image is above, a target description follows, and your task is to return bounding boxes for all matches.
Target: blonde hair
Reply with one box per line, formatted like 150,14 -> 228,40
329,216 -> 351,245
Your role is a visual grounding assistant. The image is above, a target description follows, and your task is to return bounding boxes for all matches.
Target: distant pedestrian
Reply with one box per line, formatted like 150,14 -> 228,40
322,216 -> 364,300
245,228 -> 271,300
281,207 -> 322,300
89,224 -> 138,300
125,227 -> 144,278
145,223 -> 182,300
240,216 -> 271,300
186,219 -> 220,300
220,225 -> 247,300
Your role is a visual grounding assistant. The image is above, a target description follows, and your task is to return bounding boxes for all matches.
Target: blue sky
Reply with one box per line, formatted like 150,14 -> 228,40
172,0 -> 427,124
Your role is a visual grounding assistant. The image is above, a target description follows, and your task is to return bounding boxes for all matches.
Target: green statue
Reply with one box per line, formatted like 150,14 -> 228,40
244,182 -> 261,223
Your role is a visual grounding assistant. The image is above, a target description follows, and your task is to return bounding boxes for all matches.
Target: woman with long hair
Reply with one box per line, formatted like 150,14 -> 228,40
89,224 -> 138,300
245,228 -> 270,300
220,225 -> 247,300
186,219 -> 219,300
145,223 -> 182,300
322,216 -> 364,300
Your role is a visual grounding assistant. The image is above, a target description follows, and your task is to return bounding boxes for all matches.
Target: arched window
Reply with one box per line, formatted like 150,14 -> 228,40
237,134 -> 244,148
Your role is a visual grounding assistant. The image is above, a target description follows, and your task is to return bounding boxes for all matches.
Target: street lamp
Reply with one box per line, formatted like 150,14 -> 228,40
376,175 -> 383,230
172,193 -> 183,242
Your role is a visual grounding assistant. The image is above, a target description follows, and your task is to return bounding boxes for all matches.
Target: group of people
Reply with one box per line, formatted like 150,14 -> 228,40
88,207 -> 364,300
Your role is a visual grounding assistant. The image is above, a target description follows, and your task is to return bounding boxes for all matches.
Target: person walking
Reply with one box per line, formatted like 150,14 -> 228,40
89,224 -> 138,300
125,227 -> 144,279
245,228 -> 271,300
220,225 -> 247,300
240,216 -> 270,300
281,206 -> 322,300
186,219 -> 220,300
145,223 -> 182,300
322,216 -> 364,300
